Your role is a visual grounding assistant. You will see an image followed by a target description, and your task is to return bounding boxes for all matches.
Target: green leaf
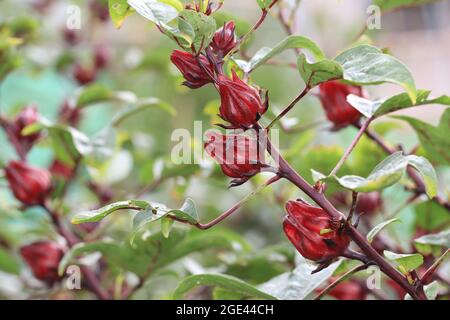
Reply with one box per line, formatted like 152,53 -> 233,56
58,242 -> 133,276
414,201 -> 450,232
108,0 -> 134,28
128,0 -> 179,25
414,230 -> 450,255
393,110 -> 450,165
177,10 -> 216,52
258,255 -> 341,300
405,155 -> 438,199
367,218 -> 400,243
71,200 -> 150,224
346,94 -> 383,118
373,0 -> 442,12
172,274 -> 277,300
383,250 -> 424,274
111,97 -> 176,126
297,54 -> 343,88
405,281 -> 440,300
256,0 -> 272,9
0,248 -> 20,274
247,35 -> 325,72
132,198 -> 199,231
373,90 -> 450,118
335,45 -> 417,103
160,217 -> 174,238
335,152 -> 408,192
76,84 -> 113,107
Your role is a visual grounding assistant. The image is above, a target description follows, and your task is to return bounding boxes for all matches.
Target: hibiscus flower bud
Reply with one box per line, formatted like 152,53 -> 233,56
204,131 -> 266,187
5,161 -> 52,206
89,0 -> 109,22
49,160 -> 75,180
11,105 -> 41,153
283,199 -> 350,262
355,192 -> 383,216
210,21 -> 237,58
93,45 -> 110,70
325,279 -> 366,300
58,100 -> 81,127
318,80 -> 365,129
62,27 -> 80,46
217,71 -> 268,129
170,50 -> 214,89
73,63 -> 96,85
20,241 -> 64,283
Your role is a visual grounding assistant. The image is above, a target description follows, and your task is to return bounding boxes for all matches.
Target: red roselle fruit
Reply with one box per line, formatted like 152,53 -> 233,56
325,279 -> 366,300
283,199 -> 350,262
73,63 -> 97,85
20,241 -> 64,283
89,0 -> 110,22
93,45 -> 110,70
10,105 -> 41,153
210,21 -> 237,58
204,131 -> 266,187
49,160 -> 75,180
318,80 -> 365,129
186,2 -> 213,15
5,161 -> 52,206
216,71 -> 268,129
356,192 -> 383,216
170,50 -> 214,89
30,0 -> 54,14
62,27 -> 80,46
58,100 -> 81,127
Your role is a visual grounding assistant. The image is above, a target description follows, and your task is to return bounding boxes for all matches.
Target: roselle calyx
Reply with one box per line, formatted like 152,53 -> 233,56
58,100 -> 81,127
216,71 -> 268,129
5,105 -> 41,154
356,192 -> 383,216
204,131 -> 266,187
73,63 -> 96,85
325,278 -> 366,300
283,199 -> 350,262
49,159 -> 75,180
318,80 -> 365,129
170,50 -> 214,89
20,241 -> 64,284
210,21 -> 237,58
5,161 -> 52,206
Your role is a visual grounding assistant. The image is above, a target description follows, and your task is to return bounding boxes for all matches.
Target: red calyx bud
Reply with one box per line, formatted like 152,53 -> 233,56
186,2 -> 213,15
93,45 -> 110,70
204,131 -> 266,187
318,80 -> 365,129
31,0 -> 54,14
216,71 -> 268,129
210,21 -> 236,58
49,160 -> 75,180
170,50 -> 214,89
62,27 -> 80,46
9,105 -> 41,153
89,0 -> 110,22
5,161 -> 52,206
325,279 -> 366,300
283,199 -> 350,262
355,192 -> 383,215
58,100 -> 81,127
20,241 -> 64,283
73,63 -> 97,85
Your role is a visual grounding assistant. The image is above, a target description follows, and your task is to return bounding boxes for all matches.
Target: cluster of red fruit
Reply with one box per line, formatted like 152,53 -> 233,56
1,106 -> 70,283
170,15 -> 368,263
